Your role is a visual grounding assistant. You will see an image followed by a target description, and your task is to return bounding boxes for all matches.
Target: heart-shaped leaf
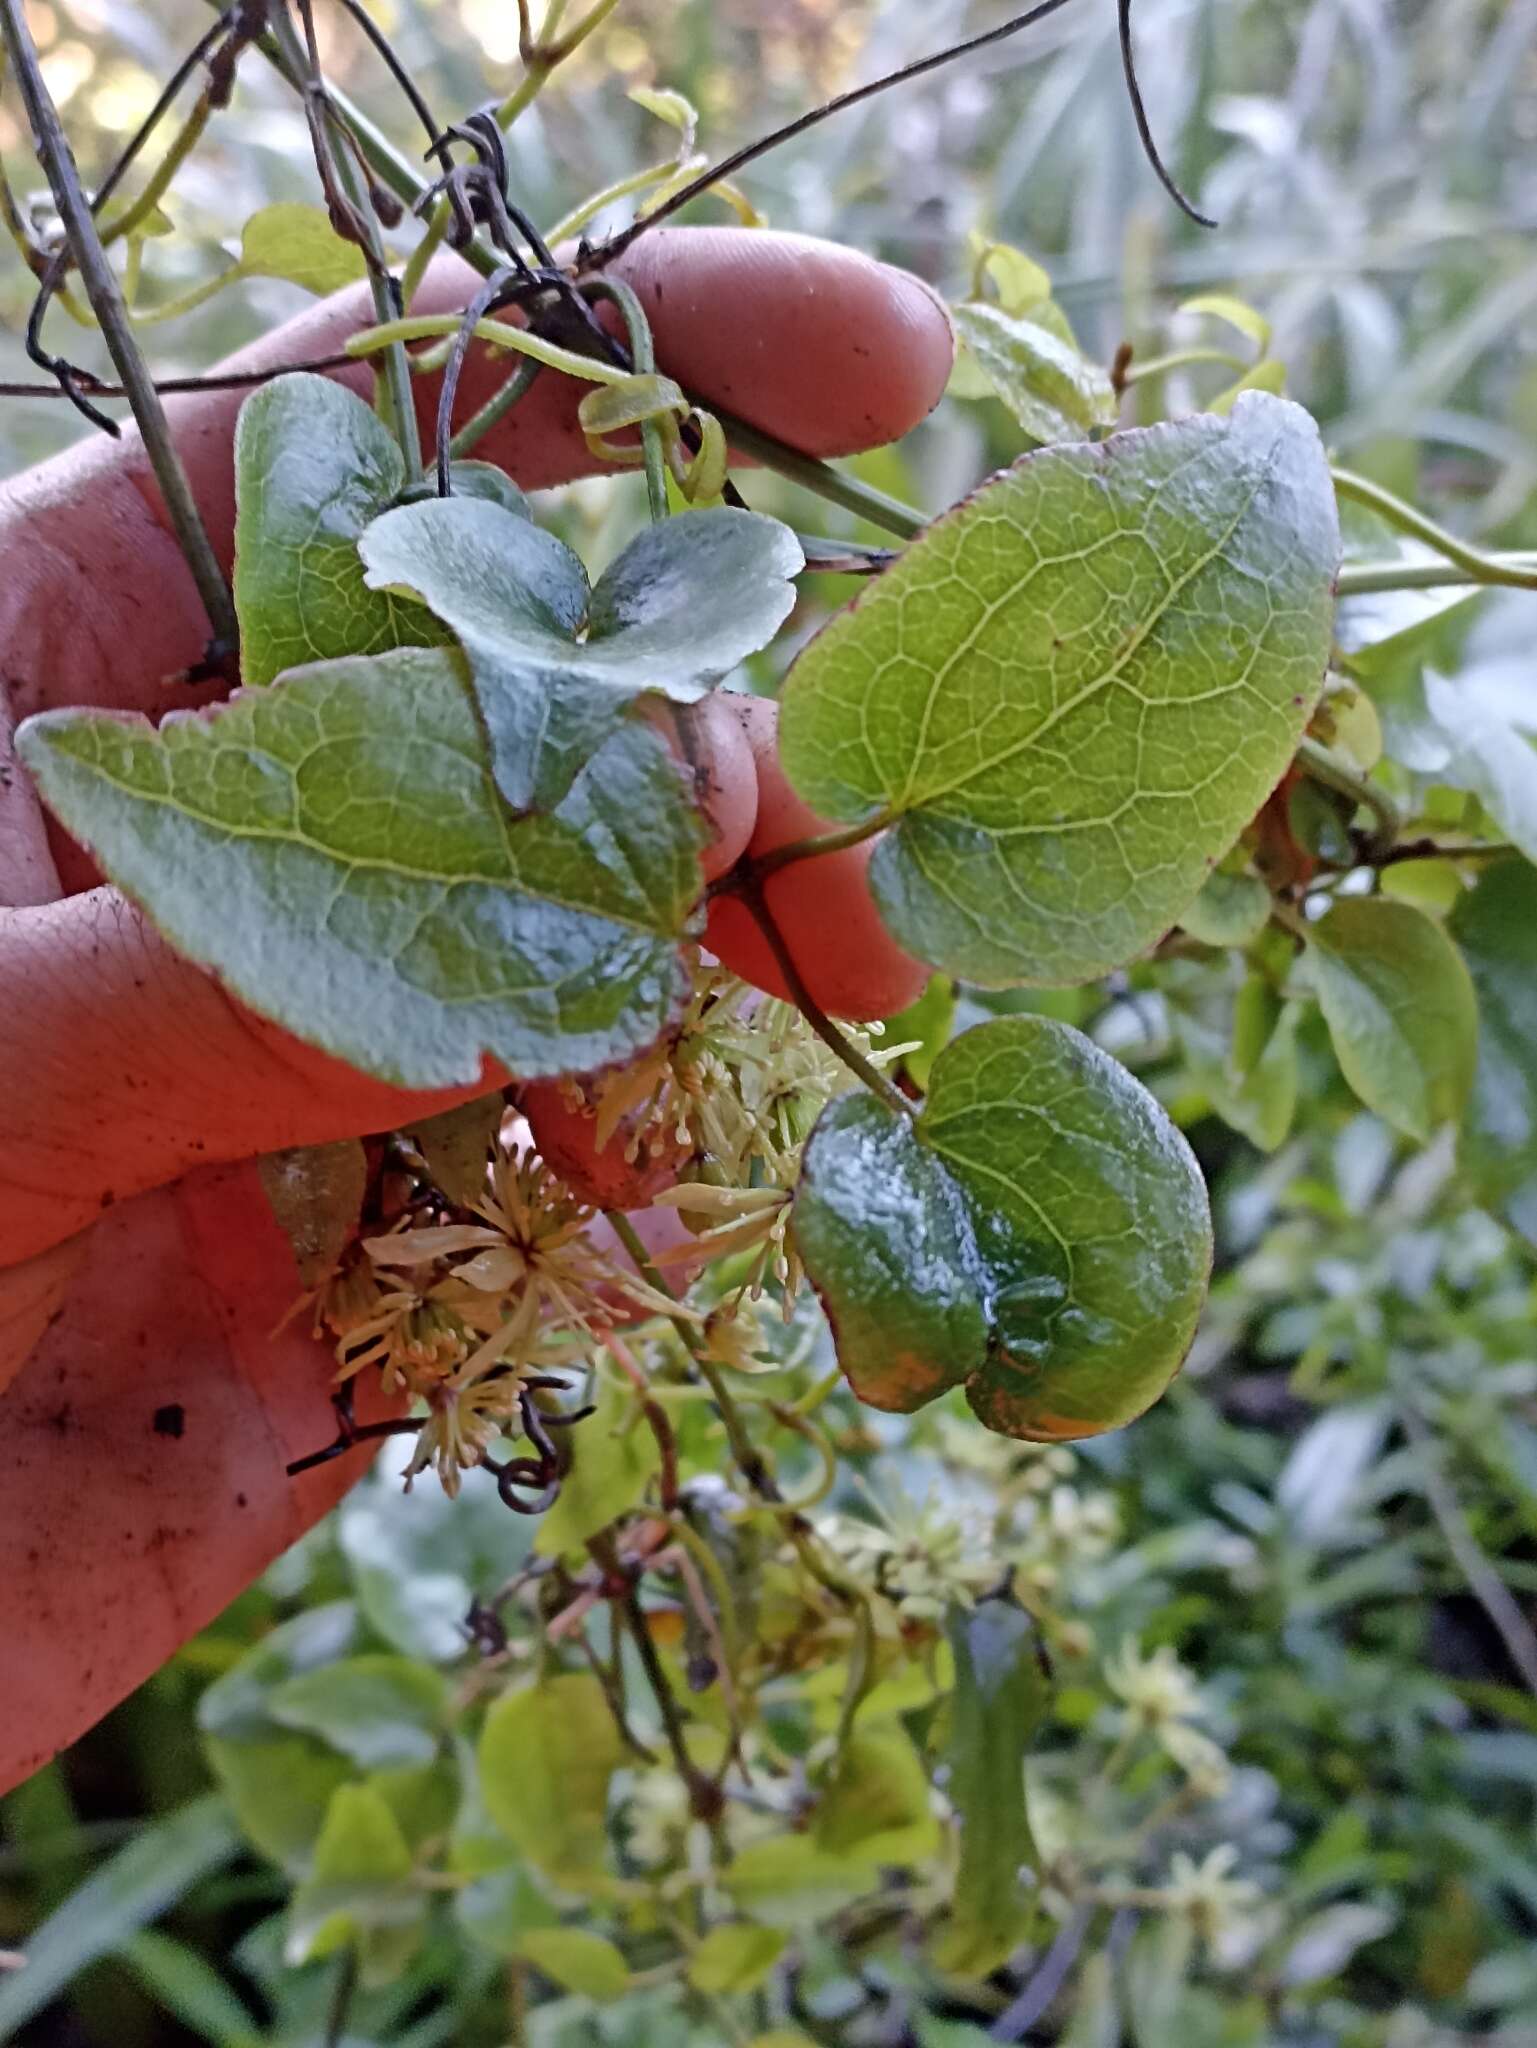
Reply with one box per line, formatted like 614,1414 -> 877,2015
1306,897 -> 1477,1143
233,373 -> 449,687
793,1016 -> 1212,1440
778,393 -> 1339,986
360,497 -> 803,812
16,647 -> 702,1088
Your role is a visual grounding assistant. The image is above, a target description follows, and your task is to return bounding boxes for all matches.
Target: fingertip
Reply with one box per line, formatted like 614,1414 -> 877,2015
611,227 -> 954,456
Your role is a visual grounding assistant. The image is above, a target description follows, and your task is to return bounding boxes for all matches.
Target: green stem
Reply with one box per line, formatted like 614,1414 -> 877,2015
346,312 -> 631,385
448,357 -> 543,461
744,812 -> 894,884
584,274 -> 670,521
100,94 -> 209,247
1296,735 -> 1401,850
0,0 -> 238,662
130,263 -> 240,326
714,413 -> 927,539
1331,466 -> 1537,593
602,1212 -> 778,1499
1335,553 -> 1537,597
1119,345 -> 1245,384
544,158 -> 681,247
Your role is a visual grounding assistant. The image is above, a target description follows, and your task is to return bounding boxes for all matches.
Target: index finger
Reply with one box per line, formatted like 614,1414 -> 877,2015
0,228 -> 952,730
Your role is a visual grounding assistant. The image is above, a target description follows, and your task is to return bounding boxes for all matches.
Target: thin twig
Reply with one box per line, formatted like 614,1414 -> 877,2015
322,1946 -> 358,2048
577,0 -> 1082,273
1115,0 -> 1215,226
0,351 -> 355,400
0,0 -> 239,664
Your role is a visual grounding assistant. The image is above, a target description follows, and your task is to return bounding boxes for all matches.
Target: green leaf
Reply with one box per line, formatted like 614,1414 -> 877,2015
405,1093 -> 504,1208
535,1378 -> 661,1556
882,974 -> 956,1091
198,1604 -> 361,1871
951,300 -> 1117,443
517,1928 -> 632,2001
790,1090 -> 986,1416
1171,970 -> 1301,1153
286,1784 -> 423,1984
1450,859 -> 1537,1245
267,1656 -> 449,1770
454,1864 -> 559,1956
0,1797 -> 240,2038
257,1138 -> 366,1286
233,374 -> 446,687
723,1837 -> 878,1929
1179,867 -> 1272,948
794,1017 -> 1212,1440
478,1675 -> 625,1889
814,1727 -> 940,1865
1306,898 -> 1478,1143
120,1929 -> 262,2048
1179,291 -> 1272,352
687,1924 -> 788,1995
935,1601 -> 1048,1980
629,84 -> 698,136
778,394 -> 1338,987
17,648 -> 700,1088
1423,664 -> 1537,863
360,498 -> 802,811
239,201 -> 368,295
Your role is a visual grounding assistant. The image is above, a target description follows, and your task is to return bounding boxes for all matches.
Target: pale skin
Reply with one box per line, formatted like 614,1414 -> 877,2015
0,226 -> 954,1794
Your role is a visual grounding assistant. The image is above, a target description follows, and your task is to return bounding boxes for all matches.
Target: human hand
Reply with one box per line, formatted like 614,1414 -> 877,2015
0,226 -> 952,1792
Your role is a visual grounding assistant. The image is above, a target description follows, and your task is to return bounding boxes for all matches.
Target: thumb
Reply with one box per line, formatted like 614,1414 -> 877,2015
0,886 -> 495,1268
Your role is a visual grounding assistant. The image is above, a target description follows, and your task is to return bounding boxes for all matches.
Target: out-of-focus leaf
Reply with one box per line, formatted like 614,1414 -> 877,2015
1423,663 -> 1537,863
517,1928 -> 631,2001
0,1797 -> 240,2037
1180,292 -> 1272,352
1179,868 -> 1272,948
687,1923 -> 788,1995
814,1726 -> 939,1865
286,1784 -> 423,1985
478,1675 -> 624,1890
120,1928 -> 262,2047
723,1837 -> 878,1928
453,1863 -> 559,1957
239,202 -> 367,295
935,1601 -> 1048,1978
535,1378 -> 661,1556
881,974 -> 955,1091
1451,857 -> 1537,1243
198,1604 -> 360,1871
267,1656 -> 449,1770
339,1459 -> 535,1665
1307,898 -> 1478,1142
1278,1904 -> 1395,1987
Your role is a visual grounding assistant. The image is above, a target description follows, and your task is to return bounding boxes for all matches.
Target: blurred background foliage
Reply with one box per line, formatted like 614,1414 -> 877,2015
4,2 -> 1537,2045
